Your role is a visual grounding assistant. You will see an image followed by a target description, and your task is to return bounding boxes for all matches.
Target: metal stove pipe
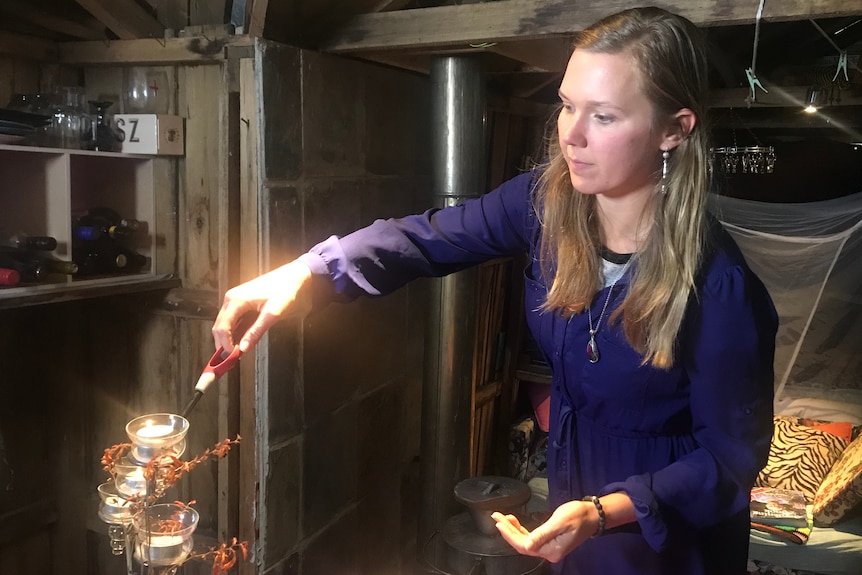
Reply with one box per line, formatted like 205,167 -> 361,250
419,54 -> 487,560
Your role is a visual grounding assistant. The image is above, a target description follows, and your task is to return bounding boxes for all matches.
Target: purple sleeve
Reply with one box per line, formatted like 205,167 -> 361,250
299,171 -> 537,301
601,261 -> 777,551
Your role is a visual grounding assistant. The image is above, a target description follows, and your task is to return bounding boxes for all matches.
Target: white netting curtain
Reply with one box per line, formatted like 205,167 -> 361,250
707,192 -> 862,404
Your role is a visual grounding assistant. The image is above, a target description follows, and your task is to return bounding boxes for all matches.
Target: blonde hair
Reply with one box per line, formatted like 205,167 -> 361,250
537,7 -> 711,369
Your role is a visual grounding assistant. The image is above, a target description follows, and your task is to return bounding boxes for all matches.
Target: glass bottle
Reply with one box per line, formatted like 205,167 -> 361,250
0,232 -> 57,251
74,208 -> 141,242
48,87 -> 92,150
72,245 -> 129,276
0,250 -> 78,282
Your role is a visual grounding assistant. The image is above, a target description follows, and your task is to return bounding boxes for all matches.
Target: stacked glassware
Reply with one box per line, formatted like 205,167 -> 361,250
97,413 -> 197,572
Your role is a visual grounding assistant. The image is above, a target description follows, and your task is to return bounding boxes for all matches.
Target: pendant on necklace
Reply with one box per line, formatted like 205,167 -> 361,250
587,330 -> 600,363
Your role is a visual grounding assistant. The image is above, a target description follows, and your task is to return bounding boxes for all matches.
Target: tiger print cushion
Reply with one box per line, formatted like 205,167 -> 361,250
755,416 -> 848,503
813,433 -> 862,527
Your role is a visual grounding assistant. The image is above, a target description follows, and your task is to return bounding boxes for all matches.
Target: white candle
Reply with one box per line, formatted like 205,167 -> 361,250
119,466 -> 146,496
149,534 -> 184,547
138,533 -> 190,565
135,423 -> 175,438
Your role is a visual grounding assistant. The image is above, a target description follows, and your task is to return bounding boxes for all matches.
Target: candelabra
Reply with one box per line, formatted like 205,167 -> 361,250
96,413 -> 198,575
709,145 -> 776,175
710,107 -> 777,176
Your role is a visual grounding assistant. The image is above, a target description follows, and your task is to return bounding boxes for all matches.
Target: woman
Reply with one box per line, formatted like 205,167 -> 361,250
212,7 -> 777,575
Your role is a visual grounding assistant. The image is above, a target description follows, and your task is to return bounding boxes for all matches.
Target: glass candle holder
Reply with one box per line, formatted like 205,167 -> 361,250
98,481 -> 134,524
114,458 -> 148,498
130,438 -> 187,466
133,503 -> 199,567
126,413 -> 189,464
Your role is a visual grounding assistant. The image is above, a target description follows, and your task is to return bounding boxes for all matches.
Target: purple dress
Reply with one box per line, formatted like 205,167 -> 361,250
299,171 -> 777,575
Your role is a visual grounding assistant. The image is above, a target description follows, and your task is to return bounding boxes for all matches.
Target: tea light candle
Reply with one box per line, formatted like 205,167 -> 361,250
119,466 -> 147,496
150,534 -> 184,547
139,534 -> 189,565
136,423 -> 175,438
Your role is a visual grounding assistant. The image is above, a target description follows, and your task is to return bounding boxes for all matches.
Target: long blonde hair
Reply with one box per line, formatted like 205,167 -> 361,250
537,7 -> 712,369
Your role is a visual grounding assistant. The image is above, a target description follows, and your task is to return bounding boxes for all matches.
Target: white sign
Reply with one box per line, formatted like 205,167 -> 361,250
114,114 -> 184,156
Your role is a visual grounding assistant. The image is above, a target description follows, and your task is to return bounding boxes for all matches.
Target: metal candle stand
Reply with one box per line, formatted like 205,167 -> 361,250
96,413 -> 197,575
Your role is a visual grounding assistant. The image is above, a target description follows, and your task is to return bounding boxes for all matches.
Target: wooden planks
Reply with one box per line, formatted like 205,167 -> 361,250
236,55 -> 258,575
246,0 -> 270,37
178,63 -> 224,291
58,35 -> 253,66
322,0 -> 862,53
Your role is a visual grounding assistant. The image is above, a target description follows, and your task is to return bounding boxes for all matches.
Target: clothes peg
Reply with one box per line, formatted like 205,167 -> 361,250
833,50 -> 849,82
746,68 -> 768,103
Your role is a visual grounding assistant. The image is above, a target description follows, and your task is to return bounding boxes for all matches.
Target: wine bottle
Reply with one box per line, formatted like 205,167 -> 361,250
73,210 -> 140,242
72,246 -> 129,276
0,232 -> 57,251
114,247 -> 148,273
86,207 -> 141,232
0,250 -> 78,282
0,267 -> 20,287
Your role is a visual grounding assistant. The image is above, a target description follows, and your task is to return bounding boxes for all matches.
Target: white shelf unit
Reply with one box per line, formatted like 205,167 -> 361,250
0,144 -> 175,306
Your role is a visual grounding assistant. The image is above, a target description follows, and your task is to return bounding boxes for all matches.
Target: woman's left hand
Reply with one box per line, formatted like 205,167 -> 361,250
492,500 -> 596,563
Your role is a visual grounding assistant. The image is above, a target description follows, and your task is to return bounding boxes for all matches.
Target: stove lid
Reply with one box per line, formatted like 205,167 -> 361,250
453,475 -> 531,509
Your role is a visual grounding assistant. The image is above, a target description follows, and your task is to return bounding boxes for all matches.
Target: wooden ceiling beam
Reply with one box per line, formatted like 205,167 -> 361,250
246,0 -> 270,37
75,0 -> 165,40
322,0 -> 862,53
57,35 -> 253,65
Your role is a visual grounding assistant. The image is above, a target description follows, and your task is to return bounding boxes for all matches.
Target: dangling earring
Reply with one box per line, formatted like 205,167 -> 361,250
660,149 -> 670,194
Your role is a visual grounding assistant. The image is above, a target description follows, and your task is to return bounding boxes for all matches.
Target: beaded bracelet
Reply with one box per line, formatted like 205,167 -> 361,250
582,495 -> 606,537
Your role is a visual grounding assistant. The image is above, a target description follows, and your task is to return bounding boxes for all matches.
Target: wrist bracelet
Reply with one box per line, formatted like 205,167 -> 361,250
582,495 -> 606,537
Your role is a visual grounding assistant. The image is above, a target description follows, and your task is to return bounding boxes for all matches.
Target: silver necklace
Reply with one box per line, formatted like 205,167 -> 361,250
586,258 -> 633,363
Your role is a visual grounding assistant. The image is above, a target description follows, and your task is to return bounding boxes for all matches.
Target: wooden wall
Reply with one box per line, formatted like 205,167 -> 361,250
0,45 -> 229,574
250,40 -> 432,575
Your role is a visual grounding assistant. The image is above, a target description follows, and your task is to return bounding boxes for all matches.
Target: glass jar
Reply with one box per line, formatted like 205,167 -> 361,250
48,87 -> 94,149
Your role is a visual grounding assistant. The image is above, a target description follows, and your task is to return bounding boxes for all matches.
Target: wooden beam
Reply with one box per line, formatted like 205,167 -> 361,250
58,35 -> 254,65
246,0 -> 269,37
322,0 -> 862,53
75,0 -> 165,40
0,31 -> 58,61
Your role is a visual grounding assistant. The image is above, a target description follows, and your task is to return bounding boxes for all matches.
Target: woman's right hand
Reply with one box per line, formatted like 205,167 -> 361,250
212,259 -> 313,353
492,500 -> 596,563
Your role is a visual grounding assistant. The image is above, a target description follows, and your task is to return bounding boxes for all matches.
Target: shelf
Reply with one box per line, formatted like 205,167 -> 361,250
0,144 -> 173,309
0,143 -> 152,159
0,274 -> 180,309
